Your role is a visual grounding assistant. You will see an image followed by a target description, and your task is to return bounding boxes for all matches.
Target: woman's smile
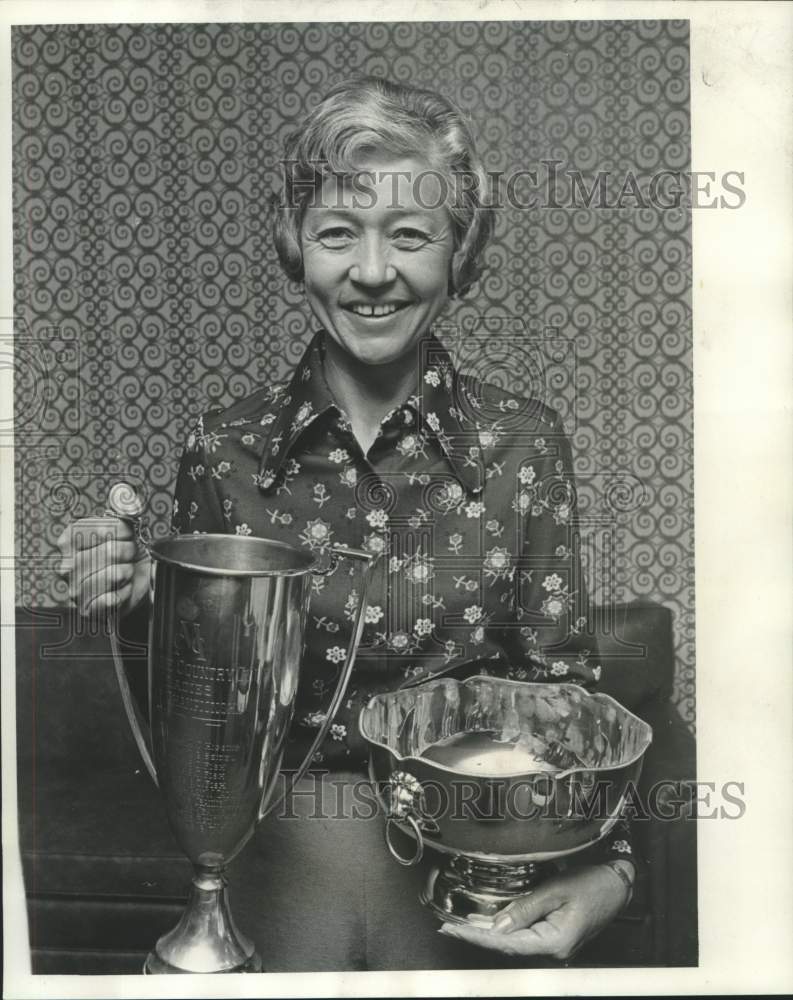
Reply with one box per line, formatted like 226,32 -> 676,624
343,300 -> 411,319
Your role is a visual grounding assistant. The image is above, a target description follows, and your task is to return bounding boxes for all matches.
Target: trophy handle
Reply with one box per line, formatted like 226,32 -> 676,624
102,484 -> 159,786
109,623 -> 158,786
259,543 -> 373,820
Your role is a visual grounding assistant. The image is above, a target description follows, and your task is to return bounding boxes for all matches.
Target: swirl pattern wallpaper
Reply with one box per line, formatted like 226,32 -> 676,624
12,20 -> 694,726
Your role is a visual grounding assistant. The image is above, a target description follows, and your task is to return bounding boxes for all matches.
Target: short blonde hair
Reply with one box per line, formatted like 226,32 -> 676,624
272,75 -> 495,298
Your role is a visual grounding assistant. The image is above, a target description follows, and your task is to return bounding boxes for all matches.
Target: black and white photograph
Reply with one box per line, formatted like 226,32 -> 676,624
1,0 -> 790,995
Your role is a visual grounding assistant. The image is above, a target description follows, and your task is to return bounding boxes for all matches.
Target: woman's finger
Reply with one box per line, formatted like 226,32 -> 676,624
57,519 -> 136,576
82,581 -> 132,617
68,538 -> 138,585
70,517 -> 135,552
55,526 -> 73,556
439,920 -> 551,957
57,554 -> 73,582
69,561 -> 135,608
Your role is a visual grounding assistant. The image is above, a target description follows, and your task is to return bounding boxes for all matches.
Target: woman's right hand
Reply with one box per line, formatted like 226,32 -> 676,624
56,516 -> 150,618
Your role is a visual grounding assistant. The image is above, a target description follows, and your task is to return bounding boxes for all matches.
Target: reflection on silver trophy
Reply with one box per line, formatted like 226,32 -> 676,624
107,484 -> 372,973
360,676 -> 652,924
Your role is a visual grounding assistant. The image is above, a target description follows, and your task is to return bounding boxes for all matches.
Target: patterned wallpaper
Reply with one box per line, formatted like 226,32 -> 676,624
12,20 -> 694,727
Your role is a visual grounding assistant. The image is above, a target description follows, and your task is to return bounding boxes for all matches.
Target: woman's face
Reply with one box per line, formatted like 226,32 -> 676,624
300,155 -> 455,367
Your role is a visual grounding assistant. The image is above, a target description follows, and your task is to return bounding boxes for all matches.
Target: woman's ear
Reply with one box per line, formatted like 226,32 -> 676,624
448,247 -> 462,299
271,197 -> 305,283
448,246 -> 471,299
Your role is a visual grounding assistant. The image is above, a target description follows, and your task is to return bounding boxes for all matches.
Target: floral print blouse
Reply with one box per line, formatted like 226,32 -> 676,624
170,331 -> 634,862
172,332 -> 597,757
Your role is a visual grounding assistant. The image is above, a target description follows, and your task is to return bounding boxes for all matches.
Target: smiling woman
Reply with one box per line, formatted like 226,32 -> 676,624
300,158 -> 457,451
273,78 -> 495,450
58,73 -> 638,971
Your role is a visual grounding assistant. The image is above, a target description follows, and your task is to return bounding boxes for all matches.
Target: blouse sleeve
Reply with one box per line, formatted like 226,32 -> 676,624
500,407 -> 638,873
170,413 -> 227,535
497,407 -> 601,688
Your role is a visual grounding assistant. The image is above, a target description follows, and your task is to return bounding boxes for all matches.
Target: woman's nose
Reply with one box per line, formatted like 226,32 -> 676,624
348,236 -> 397,286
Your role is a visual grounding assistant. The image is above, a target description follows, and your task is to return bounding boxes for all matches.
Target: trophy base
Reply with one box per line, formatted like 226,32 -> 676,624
143,869 -> 262,974
420,856 -> 550,926
144,950 -> 262,975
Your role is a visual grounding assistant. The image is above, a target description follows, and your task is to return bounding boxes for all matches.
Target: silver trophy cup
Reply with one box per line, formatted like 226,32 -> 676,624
106,505 -> 371,973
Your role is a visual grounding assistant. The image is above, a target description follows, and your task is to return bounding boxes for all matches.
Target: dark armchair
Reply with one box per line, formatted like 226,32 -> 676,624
15,599 -> 696,973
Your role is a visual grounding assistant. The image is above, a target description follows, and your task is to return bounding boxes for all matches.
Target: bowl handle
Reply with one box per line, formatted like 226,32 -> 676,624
385,814 -> 424,866
384,769 -> 437,866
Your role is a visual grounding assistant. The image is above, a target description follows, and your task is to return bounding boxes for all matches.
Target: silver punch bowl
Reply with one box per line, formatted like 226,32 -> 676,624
360,675 -> 653,923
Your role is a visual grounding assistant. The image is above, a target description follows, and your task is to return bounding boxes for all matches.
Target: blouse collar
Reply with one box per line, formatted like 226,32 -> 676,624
254,330 -> 485,495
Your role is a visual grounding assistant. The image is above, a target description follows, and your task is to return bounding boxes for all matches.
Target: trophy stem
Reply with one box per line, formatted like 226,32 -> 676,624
144,868 -> 261,974
421,856 -> 550,925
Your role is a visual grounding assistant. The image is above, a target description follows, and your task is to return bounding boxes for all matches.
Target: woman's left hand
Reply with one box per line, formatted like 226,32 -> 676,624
439,863 -> 630,961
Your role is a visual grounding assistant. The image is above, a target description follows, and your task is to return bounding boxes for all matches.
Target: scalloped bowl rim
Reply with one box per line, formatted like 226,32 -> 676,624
359,675 -> 653,780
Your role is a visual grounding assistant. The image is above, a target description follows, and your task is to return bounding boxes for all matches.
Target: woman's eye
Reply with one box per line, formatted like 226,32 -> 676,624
392,228 -> 431,249
317,228 -> 354,248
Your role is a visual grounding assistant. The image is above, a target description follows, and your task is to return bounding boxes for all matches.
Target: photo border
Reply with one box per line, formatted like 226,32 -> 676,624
1,1 -> 791,996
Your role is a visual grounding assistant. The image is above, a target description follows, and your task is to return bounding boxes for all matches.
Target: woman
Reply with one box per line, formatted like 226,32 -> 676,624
59,76 -> 635,970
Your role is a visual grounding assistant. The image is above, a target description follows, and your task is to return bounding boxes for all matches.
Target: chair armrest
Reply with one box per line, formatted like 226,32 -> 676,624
641,700 -> 697,786
635,702 -> 698,966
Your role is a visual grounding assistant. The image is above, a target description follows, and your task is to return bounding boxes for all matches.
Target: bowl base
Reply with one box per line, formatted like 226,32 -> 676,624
420,856 -> 550,925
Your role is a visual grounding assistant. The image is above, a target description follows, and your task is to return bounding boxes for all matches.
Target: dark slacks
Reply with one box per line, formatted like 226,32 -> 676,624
225,771 -> 528,972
